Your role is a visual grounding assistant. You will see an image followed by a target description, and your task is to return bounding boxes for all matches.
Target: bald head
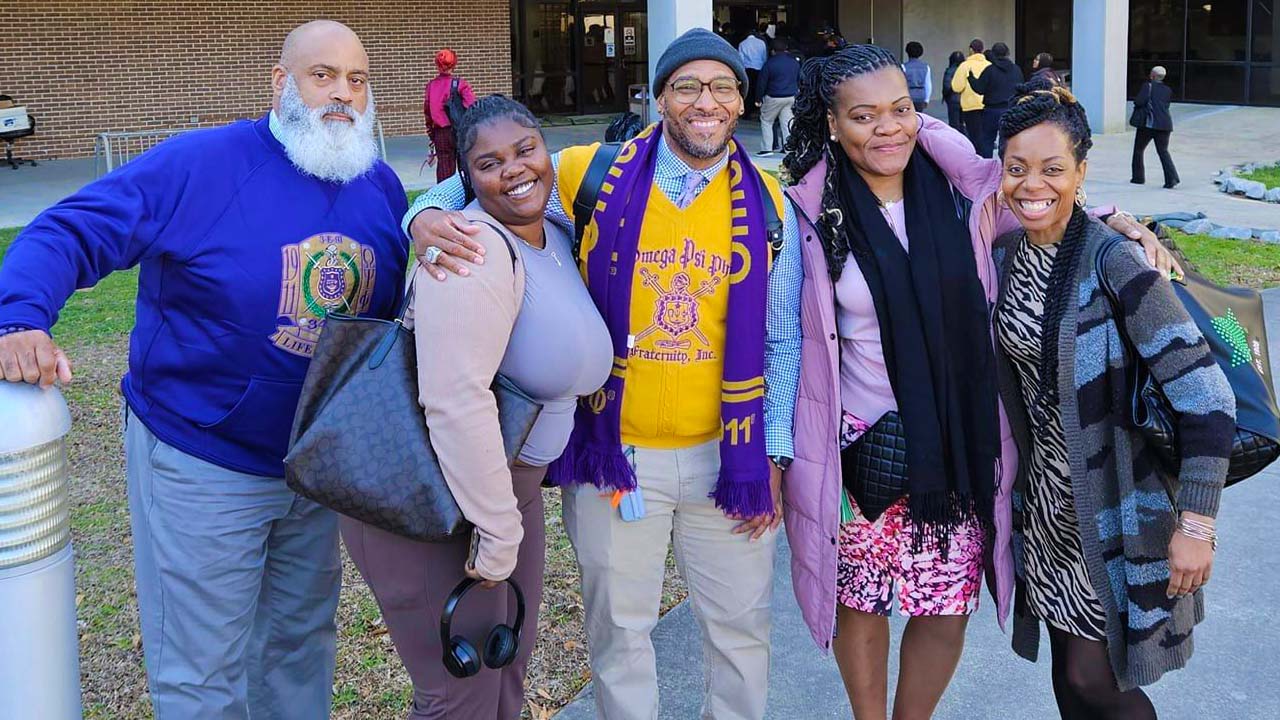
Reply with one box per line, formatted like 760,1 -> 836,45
280,20 -> 362,66
273,20 -> 371,117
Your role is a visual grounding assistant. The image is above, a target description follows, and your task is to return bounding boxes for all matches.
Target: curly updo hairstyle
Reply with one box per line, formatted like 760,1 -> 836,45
455,94 -> 542,197
782,44 -> 903,280
997,77 -> 1095,412
997,77 -> 1092,163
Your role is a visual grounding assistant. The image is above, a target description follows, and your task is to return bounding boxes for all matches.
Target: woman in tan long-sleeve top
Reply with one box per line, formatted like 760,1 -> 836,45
340,96 -> 613,720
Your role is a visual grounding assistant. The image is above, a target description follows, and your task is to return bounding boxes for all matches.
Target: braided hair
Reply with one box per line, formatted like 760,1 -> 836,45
997,78 -> 1093,411
782,44 -> 902,281
454,94 -> 542,195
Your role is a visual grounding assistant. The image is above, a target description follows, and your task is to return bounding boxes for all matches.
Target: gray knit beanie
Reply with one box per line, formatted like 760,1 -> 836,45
652,28 -> 749,99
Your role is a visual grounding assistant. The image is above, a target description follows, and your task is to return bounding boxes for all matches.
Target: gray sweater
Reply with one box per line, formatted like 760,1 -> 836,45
992,218 -> 1235,689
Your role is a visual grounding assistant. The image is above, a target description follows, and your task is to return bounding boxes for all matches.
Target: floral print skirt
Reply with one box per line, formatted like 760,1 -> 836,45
836,410 -> 986,617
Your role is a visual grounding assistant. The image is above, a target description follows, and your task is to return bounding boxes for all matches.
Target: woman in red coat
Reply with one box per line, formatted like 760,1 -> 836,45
424,49 -> 476,182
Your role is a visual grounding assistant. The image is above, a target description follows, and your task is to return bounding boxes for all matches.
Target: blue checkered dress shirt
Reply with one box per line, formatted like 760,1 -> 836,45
405,135 -> 802,459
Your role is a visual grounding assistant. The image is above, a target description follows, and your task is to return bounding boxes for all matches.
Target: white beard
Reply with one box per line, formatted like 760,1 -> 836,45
276,75 -> 379,184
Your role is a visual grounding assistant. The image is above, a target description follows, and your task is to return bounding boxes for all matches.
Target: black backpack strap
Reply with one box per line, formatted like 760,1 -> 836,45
754,170 -> 784,255
450,77 -> 459,97
572,142 -> 623,257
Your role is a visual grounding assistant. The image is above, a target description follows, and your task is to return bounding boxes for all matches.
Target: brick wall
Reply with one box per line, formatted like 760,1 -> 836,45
0,1 -> 512,159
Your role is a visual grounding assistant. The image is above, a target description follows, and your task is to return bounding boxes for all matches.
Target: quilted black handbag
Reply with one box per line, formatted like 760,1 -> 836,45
285,275 -> 542,541
840,411 -> 908,522
1096,236 -> 1280,486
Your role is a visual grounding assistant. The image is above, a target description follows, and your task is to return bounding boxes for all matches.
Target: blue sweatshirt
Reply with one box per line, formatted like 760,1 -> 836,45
0,116 -> 409,477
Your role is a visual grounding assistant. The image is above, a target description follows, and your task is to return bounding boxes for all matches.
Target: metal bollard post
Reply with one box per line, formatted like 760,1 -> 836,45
0,382 -> 83,720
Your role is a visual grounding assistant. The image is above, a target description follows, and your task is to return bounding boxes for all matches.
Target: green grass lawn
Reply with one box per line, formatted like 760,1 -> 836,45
1168,230 -> 1280,289
1239,163 -> 1280,190
0,227 -> 139,346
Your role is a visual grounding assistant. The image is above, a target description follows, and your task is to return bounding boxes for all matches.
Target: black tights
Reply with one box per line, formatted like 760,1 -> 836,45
1048,627 -> 1157,719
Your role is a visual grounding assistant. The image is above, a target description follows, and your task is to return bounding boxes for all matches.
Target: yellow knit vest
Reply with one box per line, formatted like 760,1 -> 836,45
558,141 -> 785,449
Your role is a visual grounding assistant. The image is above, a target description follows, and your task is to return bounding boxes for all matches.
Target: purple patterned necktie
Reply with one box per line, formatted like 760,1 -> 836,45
675,171 -> 704,210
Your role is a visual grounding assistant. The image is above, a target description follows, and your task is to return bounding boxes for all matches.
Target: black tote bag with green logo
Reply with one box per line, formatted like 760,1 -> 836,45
1097,236 -> 1280,486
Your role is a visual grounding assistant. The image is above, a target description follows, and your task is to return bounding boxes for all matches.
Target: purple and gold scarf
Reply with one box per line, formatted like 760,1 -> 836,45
546,123 -> 775,517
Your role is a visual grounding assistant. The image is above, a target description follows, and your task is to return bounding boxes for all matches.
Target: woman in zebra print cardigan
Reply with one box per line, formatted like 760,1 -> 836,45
989,81 -> 1235,718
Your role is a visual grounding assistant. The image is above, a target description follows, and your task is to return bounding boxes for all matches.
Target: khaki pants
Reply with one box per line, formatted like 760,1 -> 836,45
563,440 -> 778,720
759,96 -> 794,152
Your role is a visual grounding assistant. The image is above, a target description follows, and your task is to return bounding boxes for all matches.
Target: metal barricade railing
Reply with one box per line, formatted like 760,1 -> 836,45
95,120 -> 389,177
95,128 -> 189,176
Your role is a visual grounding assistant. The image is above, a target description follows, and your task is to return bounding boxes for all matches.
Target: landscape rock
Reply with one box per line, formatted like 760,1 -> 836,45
1181,218 -> 1217,235
1223,177 -> 1268,199
1266,187 -> 1280,203
1260,231 -> 1280,244
1209,226 -> 1254,240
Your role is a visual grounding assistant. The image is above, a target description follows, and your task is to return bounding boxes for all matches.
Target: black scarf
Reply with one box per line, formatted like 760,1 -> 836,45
833,145 -> 998,543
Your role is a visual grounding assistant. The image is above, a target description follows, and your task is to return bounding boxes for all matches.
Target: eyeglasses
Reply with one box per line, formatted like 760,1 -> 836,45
666,78 -> 741,104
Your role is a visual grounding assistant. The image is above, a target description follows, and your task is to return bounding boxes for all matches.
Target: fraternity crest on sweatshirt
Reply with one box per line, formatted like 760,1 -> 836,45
272,233 -> 378,357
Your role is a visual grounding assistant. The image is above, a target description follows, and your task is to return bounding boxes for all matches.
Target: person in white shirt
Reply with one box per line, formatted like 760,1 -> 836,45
738,23 -> 769,114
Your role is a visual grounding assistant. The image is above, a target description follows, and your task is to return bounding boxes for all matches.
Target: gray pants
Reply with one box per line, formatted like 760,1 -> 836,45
125,408 -> 341,719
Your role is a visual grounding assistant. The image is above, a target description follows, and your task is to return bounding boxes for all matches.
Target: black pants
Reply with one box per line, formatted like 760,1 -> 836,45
962,110 -> 984,154
1131,128 -> 1179,186
946,98 -> 964,132
979,106 -> 1007,159
745,68 -> 760,116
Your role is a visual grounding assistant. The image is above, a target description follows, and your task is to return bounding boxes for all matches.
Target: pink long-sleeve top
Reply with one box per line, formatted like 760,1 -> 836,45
423,73 -> 476,129
834,200 -> 909,425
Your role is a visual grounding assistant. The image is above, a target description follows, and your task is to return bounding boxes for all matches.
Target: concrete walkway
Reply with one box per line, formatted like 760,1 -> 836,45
3,104 -> 1276,230
1083,104 -> 1280,230
555,287 -> 1280,719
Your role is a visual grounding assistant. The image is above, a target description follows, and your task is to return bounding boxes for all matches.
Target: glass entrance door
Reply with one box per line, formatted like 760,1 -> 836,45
619,7 -> 649,114
513,0 -> 648,116
515,2 -> 577,114
579,8 -> 619,114
578,2 -> 647,114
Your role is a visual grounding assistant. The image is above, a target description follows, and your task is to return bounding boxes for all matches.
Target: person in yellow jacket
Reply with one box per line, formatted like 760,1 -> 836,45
951,38 -> 990,147
404,27 -> 798,720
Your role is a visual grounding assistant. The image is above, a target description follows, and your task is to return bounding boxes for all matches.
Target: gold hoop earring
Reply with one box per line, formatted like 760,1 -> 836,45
1075,186 -> 1087,208
997,190 -> 1007,208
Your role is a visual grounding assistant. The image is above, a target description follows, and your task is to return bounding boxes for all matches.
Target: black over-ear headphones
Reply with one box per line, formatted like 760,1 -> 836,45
440,577 -> 526,679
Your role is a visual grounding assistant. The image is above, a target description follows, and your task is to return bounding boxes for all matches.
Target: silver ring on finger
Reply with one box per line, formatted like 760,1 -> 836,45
423,245 -> 444,264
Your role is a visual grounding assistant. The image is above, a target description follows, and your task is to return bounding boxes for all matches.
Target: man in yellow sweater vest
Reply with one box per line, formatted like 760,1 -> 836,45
950,38 -> 990,149
406,28 -> 802,720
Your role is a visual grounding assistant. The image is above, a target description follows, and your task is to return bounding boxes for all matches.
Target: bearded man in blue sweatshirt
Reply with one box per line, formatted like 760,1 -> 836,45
0,21 -> 408,719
